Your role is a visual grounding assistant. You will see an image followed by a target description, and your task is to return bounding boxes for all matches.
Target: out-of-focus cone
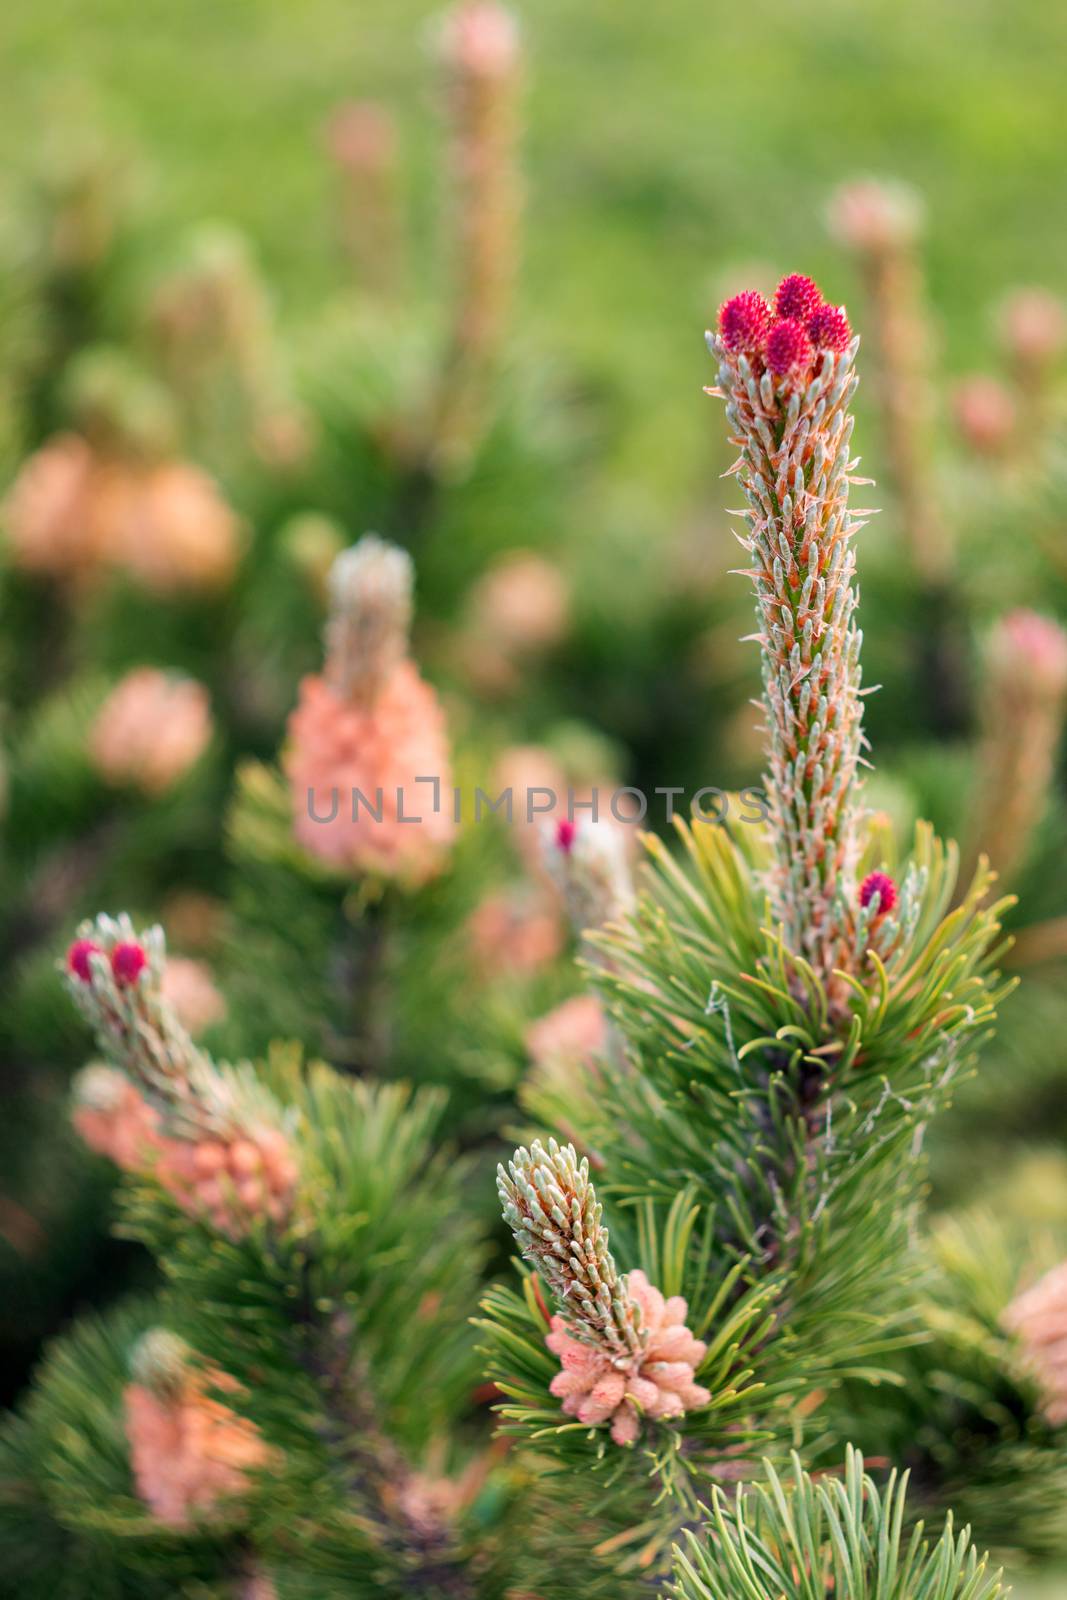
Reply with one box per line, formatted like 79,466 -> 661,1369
1004,1262 -> 1067,1426
962,609 -> 1067,892
952,374 -> 1018,459
325,101 -> 406,299
430,1 -> 523,469
89,668 -> 213,795
998,287 -> 1066,455
828,178 -> 952,586
125,1330 -> 276,1527
285,536 -> 455,882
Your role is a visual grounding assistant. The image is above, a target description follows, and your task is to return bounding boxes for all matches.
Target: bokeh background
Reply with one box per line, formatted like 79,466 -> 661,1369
6,0 -> 1065,491
3,1 -> 1067,1593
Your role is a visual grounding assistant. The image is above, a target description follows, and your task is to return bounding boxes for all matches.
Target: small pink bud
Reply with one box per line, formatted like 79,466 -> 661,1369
952,375 -> 1017,456
859,871 -> 897,915
112,941 -> 148,986
555,819 -> 577,853
828,179 -> 923,253
717,291 -> 771,355
808,303 -> 852,353
68,938 -> 101,983
774,273 -> 822,324
90,668 -> 213,796
440,0 -> 521,76
993,609 -> 1067,697
325,101 -> 397,173
1000,288 -> 1067,367
765,318 -> 814,376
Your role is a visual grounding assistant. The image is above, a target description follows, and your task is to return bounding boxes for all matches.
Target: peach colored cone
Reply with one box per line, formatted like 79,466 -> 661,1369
72,1066 -> 163,1169
153,1125 -> 300,1239
285,662 -> 454,882
2,434 -> 107,580
109,459 -> 240,593
526,994 -> 606,1073
2,437 -> 239,592
546,1269 -> 710,1446
72,1066 -> 298,1238
467,888 -> 562,977
125,1363 -> 275,1527
90,668 -> 213,795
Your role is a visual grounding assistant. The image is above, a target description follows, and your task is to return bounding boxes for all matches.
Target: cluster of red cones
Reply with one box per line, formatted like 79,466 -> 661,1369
718,273 -> 852,375
68,936 -> 147,987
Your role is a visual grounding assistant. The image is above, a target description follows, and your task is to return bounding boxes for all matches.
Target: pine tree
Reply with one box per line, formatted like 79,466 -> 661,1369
483,273 -> 1015,1588
3,9 -> 1067,1588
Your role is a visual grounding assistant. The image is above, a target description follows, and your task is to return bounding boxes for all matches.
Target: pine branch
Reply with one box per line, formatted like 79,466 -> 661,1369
481,279 -> 1015,1588
670,1447 -> 1005,1600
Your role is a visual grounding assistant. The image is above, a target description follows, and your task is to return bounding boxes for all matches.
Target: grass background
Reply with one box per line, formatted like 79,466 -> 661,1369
3,1 -> 1066,1590
4,0 -> 1065,512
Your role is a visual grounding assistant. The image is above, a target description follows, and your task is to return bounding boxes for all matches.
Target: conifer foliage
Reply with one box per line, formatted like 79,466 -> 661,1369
2,20 -> 1065,1579
483,274 -> 1014,1582
671,1449 -> 1005,1600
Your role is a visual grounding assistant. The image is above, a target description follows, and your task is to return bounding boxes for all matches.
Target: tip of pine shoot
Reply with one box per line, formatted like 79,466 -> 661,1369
716,274 -> 852,380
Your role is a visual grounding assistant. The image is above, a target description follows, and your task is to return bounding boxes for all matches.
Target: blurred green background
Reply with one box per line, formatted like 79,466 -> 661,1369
5,0 -> 1064,505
